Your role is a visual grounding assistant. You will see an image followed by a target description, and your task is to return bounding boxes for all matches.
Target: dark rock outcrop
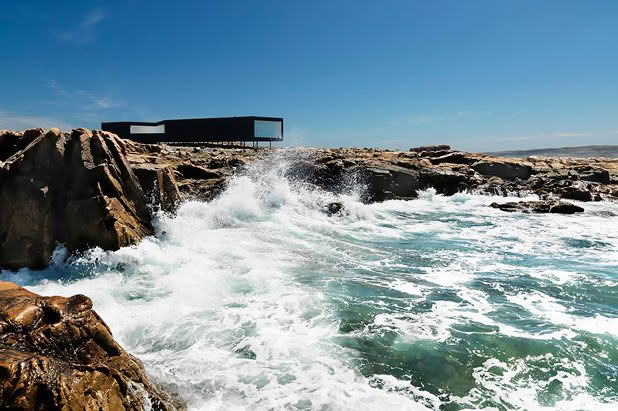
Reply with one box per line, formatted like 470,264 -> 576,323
0,129 -> 155,270
358,166 -> 421,201
489,201 -> 584,214
0,281 -> 181,410
133,164 -> 182,213
323,201 -> 345,216
472,160 -> 532,180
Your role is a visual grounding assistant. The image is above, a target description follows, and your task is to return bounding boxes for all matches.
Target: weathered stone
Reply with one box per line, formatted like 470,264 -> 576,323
0,129 -> 153,270
429,152 -> 475,165
579,168 -> 610,184
133,164 -> 182,213
0,282 -> 182,410
489,200 -> 584,214
418,168 -> 469,195
358,166 -> 421,201
176,163 -> 222,180
472,160 -> 532,180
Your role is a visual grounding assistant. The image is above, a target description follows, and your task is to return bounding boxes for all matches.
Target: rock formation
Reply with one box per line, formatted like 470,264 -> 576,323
489,200 -> 585,214
2,128 -> 617,270
0,129 -> 156,270
0,281 -> 181,410
120,141 -> 618,205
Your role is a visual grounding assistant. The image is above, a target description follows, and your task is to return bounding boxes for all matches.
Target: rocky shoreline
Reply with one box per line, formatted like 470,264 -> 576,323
1,128 -> 617,409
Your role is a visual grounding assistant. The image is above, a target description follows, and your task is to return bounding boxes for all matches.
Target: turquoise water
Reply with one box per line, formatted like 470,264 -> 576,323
4,154 -> 618,410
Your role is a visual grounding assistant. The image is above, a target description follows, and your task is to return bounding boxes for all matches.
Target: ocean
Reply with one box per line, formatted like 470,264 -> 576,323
4,153 -> 618,410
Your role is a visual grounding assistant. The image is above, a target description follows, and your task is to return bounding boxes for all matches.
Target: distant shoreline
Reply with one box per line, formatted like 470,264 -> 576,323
485,145 -> 618,159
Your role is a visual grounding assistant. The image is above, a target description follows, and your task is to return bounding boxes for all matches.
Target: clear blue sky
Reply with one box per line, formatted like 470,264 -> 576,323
1,1 -> 617,151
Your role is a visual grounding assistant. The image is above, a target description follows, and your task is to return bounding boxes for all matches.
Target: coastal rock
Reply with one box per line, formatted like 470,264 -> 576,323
358,166 -> 421,201
472,160 -> 532,180
418,168 -> 471,195
489,200 -> 584,214
0,129 -> 153,270
117,138 -> 618,207
0,282 -> 181,410
133,164 -> 182,213
176,163 -> 222,180
323,201 -> 345,216
429,152 -> 475,165
578,167 -> 610,184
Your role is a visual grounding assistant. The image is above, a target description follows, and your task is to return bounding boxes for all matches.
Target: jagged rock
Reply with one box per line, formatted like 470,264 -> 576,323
175,163 -> 222,180
0,129 -> 153,270
0,282 -> 182,410
429,152 -> 475,165
489,200 -> 584,214
285,160 -> 336,188
472,160 -> 532,180
418,168 -> 470,195
133,164 -> 181,213
579,168 -> 610,184
557,181 -> 594,202
117,139 -> 618,207
358,166 -> 421,201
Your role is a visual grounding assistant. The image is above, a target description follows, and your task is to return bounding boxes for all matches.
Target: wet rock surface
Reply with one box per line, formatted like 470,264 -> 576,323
2,129 -> 617,270
0,281 -> 182,410
120,140 -> 618,205
489,200 -> 585,214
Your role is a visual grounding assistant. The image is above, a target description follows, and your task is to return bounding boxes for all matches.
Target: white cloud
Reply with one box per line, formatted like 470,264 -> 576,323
0,110 -> 73,131
58,8 -> 105,43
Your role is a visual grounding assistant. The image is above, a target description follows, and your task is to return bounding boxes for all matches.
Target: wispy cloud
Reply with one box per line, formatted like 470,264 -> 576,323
58,8 -> 105,43
49,80 -> 121,110
0,110 -> 73,131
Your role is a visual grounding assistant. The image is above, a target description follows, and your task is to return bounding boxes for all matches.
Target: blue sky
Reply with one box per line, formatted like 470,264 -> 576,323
1,1 -> 617,151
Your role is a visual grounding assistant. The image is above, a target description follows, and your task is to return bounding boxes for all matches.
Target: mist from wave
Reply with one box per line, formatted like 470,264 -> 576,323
6,150 -> 618,410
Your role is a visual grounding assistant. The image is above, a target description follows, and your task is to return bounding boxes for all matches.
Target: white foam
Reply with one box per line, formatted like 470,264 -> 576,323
20,152 -> 618,409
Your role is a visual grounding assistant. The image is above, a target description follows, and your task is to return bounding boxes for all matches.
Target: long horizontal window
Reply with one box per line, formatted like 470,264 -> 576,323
254,120 -> 282,139
130,124 -> 165,134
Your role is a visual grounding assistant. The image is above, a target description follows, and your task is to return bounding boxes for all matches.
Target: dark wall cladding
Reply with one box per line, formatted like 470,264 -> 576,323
101,116 -> 283,144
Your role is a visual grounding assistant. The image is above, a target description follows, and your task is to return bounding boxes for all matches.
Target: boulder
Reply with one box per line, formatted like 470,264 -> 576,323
0,282 -> 181,410
322,201 -> 345,216
418,168 -> 471,195
557,181 -> 595,202
579,168 -> 610,184
133,164 -> 181,213
0,129 -> 153,270
472,160 -> 531,180
429,152 -> 475,165
489,200 -> 584,214
176,163 -> 222,180
357,166 -> 421,201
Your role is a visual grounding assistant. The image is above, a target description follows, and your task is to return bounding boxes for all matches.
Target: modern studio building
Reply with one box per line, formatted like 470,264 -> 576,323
101,116 -> 283,147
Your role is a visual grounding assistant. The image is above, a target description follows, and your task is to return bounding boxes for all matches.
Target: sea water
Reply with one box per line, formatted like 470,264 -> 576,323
4,152 -> 618,410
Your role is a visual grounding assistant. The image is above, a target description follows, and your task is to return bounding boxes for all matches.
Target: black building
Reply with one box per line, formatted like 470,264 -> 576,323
101,116 -> 283,146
